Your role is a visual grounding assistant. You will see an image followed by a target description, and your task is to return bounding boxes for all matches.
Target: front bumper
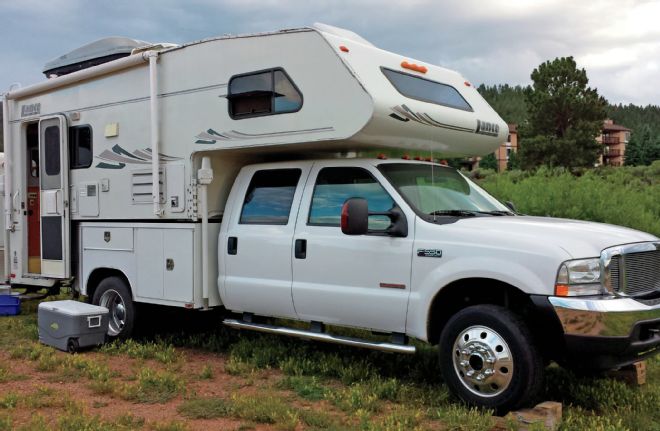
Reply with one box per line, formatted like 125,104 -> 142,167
547,296 -> 660,369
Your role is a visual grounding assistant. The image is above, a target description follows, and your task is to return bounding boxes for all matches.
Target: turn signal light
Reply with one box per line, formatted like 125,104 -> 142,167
401,61 -> 427,74
554,284 -> 570,296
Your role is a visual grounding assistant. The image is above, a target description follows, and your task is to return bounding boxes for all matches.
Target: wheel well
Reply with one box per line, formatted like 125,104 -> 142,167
426,278 -> 536,346
85,268 -> 132,302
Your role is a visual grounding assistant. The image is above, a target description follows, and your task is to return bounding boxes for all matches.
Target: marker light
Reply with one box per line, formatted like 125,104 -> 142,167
401,61 -> 427,74
339,45 -> 349,52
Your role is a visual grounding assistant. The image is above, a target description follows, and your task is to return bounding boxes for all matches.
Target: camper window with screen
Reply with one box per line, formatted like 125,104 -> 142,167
381,68 -> 472,112
228,68 -> 303,119
69,125 -> 93,169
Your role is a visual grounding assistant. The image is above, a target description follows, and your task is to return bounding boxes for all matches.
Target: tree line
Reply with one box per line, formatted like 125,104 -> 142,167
477,60 -> 660,169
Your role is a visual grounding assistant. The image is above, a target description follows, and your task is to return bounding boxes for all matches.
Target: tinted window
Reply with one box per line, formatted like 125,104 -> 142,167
309,167 -> 394,229
228,68 -> 302,119
44,126 -> 60,176
69,125 -> 93,169
239,169 -> 302,225
382,68 -> 472,111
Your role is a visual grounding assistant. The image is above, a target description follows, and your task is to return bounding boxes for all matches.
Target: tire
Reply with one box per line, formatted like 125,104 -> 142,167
438,304 -> 544,413
67,338 -> 79,354
92,276 -> 135,339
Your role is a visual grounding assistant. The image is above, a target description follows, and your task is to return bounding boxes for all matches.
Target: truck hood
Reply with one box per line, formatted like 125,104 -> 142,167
453,215 -> 658,258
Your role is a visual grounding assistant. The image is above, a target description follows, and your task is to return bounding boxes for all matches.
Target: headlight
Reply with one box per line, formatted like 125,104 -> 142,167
555,258 -> 605,296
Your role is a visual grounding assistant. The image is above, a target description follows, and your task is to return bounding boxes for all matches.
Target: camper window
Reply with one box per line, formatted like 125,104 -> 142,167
69,125 -> 93,169
44,126 -> 61,176
228,68 -> 302,119
381,68 -> 472,112
239,169 -> 302,225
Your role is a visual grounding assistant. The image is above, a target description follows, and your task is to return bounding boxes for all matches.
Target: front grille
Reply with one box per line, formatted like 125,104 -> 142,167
611,250 -> 660,297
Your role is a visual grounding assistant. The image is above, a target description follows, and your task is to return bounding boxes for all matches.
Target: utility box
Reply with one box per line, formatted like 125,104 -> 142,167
38,300 -> 109,352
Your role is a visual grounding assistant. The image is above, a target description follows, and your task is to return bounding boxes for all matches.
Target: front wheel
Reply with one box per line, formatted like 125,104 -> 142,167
92,276 -> 135,339
438,304 -> 544,413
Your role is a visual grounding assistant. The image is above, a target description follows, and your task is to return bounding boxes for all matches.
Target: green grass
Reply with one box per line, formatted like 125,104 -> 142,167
100,338 -> 182,365
177,397 -> 232,419
118,367 -> 185,403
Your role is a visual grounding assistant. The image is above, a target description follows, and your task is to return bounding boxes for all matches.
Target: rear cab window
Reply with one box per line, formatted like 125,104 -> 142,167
239,169 -> 302,225
381,67 -> 472,111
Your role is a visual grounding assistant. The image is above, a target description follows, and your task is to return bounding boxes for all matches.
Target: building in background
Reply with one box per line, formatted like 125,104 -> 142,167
495,124 -> 518,171
597,120 -> 631,167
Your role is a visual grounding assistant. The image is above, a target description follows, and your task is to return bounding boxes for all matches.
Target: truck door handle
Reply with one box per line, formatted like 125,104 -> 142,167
228,237 -> 238,255
295,239 -> 307,259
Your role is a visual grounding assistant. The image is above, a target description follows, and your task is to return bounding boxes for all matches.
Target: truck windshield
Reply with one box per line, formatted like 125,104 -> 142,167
378,163 -> 512,219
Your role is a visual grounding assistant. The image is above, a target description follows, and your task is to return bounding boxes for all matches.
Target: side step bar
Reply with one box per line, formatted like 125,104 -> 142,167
223,319 -> 416,354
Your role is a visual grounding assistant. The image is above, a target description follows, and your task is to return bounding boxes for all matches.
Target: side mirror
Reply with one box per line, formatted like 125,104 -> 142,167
341,198 -> 368,235
505,201 -> 517,213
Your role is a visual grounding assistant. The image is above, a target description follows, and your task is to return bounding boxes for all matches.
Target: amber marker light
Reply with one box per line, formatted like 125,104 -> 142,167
554,284 -> 570,297
401,61 -> 428,74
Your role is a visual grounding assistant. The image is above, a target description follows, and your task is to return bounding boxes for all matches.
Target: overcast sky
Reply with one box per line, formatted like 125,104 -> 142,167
1,0 -> 659,105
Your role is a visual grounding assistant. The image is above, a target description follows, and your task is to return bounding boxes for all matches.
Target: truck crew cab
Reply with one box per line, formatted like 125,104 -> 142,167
2,23 -> 658,411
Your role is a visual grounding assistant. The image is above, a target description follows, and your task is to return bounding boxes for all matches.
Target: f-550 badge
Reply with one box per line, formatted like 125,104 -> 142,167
417,249 -> 443,258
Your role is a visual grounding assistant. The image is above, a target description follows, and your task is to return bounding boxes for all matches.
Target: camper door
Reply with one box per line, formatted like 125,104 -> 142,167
38,115 -> 70,278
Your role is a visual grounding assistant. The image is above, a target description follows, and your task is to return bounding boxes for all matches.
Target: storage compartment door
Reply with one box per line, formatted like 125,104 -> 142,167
39,115 -> 70,278
163,229 -> 193,302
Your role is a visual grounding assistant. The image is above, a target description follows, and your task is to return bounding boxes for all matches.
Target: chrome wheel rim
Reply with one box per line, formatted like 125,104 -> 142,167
452,325 -> 514,397
99,289 -> 126,337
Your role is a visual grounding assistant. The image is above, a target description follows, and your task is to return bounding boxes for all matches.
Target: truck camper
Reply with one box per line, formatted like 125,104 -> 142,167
2,23 -> 658,411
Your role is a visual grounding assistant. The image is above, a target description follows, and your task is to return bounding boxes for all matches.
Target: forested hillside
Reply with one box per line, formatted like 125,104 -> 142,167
478,84 -> 660,165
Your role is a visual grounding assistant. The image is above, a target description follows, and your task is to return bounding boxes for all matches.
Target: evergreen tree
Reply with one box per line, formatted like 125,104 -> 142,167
519,57 -> 607,169
625,125 -> 660,166
479,153 -> 498,170
507,150 -> 521,170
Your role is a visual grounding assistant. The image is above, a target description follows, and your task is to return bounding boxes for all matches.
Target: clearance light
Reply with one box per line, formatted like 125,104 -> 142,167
464,81 -> 471,87
425,157 -> 433,162
401,61 -> 427,74
402,154 -> 410,160
339,45 -> 349,52
10,273 -> 16,279
414,156 -> 422,161
439,160 -> 448,166
377,153 -> 388,160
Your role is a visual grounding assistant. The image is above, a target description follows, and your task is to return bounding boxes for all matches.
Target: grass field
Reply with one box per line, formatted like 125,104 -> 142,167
0,295 -> 658,431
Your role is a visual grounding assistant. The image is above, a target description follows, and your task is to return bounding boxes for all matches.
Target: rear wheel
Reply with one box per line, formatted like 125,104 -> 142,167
92,276 -> 135,339
438,304 -> 544,413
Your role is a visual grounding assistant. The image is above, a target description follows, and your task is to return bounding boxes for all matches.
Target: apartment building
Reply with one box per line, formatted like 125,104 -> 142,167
597,119 -> 631,167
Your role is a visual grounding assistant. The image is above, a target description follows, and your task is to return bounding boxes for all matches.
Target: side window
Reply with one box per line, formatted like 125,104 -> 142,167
44,126 -> 60,176
309,167 -> 394,230
239,169 -> 302,225
228,68 -> 302,119
69,125 -> 93,169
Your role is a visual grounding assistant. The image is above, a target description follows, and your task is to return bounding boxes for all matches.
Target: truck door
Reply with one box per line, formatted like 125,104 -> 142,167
291,164 -> 414,333
38,115 -> 70,278
221,163 -> 310,319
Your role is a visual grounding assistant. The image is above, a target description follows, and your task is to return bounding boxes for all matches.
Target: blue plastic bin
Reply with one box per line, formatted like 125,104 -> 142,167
0,294 -> 21,316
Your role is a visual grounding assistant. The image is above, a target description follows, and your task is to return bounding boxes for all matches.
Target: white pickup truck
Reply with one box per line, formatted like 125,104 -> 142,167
213,157 -> 660,411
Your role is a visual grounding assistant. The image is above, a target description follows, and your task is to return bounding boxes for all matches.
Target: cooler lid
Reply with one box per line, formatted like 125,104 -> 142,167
39,300 -> 108,316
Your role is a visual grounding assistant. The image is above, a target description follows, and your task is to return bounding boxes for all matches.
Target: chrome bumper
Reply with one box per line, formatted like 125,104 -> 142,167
548,296 -> 660,337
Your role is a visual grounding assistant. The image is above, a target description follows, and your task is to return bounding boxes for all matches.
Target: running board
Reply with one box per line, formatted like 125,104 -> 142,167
223,319 -> 416,354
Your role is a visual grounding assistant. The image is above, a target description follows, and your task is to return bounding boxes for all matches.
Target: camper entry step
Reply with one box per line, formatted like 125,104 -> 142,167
38,300 -> 109,353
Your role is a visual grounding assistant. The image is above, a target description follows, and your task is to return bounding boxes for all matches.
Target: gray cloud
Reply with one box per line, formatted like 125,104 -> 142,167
1,0 -> 658,105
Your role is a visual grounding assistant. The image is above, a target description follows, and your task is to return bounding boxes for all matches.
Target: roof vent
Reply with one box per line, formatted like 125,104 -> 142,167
42,36 -> 152,78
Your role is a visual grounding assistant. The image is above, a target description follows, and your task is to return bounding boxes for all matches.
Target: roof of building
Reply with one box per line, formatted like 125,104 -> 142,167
602,121 -> 631,132
508,123 -> 517,133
